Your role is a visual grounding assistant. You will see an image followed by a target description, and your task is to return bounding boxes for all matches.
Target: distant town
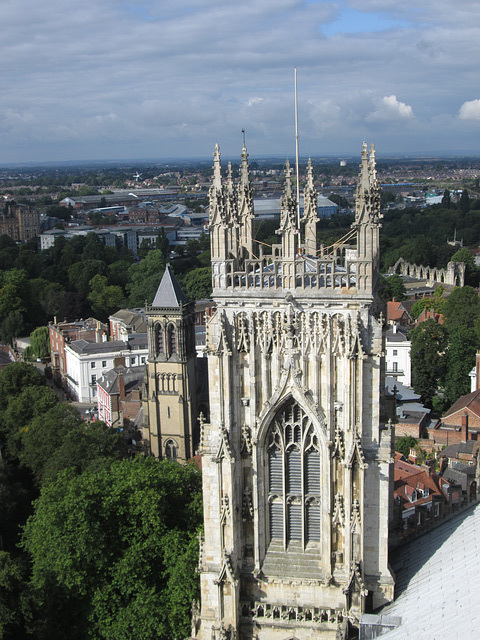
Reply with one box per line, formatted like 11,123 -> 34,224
1,156 -> 479,257
1,151 -> 480,639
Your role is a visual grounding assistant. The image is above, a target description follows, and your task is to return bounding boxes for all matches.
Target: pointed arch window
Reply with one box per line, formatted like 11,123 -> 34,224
155,324 -> 164,355
266,400 -> 321,549
167,324 -> 176,357
165,439 -> 177,461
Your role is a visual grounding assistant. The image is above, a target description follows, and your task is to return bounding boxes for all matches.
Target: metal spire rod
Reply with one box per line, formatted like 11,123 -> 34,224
294,68 -> 301,228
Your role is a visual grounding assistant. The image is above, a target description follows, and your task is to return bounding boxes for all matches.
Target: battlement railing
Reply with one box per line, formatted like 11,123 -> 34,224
212,253 -> 373,293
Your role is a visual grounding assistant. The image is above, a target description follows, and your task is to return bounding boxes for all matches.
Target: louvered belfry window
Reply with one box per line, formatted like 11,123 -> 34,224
267,400 -> 321,548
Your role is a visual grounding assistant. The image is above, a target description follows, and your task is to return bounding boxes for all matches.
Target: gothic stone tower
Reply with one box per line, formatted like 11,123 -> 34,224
143,265 -> 198,462
194,143 -> 394,640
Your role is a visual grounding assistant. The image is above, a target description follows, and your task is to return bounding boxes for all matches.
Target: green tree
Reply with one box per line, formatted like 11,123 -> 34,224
181,267 -> 212,300
378,274 -> 407,302
30,327 -> 50,359
395,436 -> 417,457
450,247 -> 479,287
19,405 -> 125,485
443,286 -> 480,333
127,249 -> 165,306
156,228 -> 170,257
68,260 -> 107,297
459,188 -> 470,214
107,260 -> 133,289
0,270 -> 29,344
0,552 -> 32,639
410,289 -> 445,319
30,279 -> 66,320
22,459 -> 202,640
409,319 -> 448,406
444,325 -> 478,404
441,286 -> 480,404
0,363 -> 45,410
87,275 -> 126,322
82,233 -> 106,262
442,189 -> 451,208
1,386 -> 59,459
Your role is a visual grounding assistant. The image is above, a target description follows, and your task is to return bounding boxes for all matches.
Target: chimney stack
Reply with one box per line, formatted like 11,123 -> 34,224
462,412 -> 469,441
118,373 -> 126,400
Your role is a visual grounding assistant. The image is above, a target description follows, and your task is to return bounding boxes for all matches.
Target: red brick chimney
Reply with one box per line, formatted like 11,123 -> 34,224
118,373 -> 126,400
462,412 -> 469,442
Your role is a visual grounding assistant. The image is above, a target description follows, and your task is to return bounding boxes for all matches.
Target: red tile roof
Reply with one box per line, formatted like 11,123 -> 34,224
443,389 -> 480,421
394,458 -> 451,510
387,300 -> 409,322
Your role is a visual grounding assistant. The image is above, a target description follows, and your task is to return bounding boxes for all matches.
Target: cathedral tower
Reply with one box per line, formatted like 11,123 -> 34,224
143,265 -> 197,462
194,145 -> 394,640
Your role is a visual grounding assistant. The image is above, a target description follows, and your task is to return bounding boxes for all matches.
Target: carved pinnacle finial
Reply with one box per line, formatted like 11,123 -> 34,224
285,159 -> 292,197
359,141 -> 369,188
306,158 -> 314,189
369,143 -> 377,181
240,142 -> 249,187
213,144 -> 222,189
226,161 -> 234,190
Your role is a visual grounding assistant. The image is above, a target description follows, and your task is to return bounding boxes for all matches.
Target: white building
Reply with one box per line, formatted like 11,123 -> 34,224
64,334 -> 148,403
385,325 -> 412,387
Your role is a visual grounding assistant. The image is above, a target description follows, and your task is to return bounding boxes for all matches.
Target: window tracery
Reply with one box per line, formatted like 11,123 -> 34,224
266,400 -> 322,549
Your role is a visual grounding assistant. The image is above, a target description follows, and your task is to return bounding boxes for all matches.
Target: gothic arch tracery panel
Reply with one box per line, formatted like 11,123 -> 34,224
265,399 -> 323,551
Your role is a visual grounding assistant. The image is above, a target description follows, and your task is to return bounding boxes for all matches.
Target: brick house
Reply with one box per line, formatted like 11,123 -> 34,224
387,299 -> 413,327
49,318 -> 108,387
431,391 -> 480,445
0,201 -> 40,243
109,309 -> 147,341
393,453 -> 460,535
97,365 -> 144,432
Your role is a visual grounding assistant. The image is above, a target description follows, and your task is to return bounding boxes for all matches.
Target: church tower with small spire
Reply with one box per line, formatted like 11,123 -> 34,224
193,143 -> 394,640
143,265 -> 198,462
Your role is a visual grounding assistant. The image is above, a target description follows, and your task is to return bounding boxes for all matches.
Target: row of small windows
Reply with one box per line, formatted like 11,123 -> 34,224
90,356 -> 146,369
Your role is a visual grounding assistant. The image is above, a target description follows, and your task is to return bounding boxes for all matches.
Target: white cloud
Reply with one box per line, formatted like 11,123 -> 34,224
367,95 -> 414,121
0,0 -> 479,161
458,100 -> 480,121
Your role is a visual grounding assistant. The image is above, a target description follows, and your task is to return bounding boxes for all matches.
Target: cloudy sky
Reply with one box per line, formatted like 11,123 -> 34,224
2,0 -> 480,163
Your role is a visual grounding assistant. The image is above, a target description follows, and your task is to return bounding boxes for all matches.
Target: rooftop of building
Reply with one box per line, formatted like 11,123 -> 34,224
385,377 -> 420,403
443,389 -> 480,420
97,365 -> 145,395
370,503 -> 480,639
151,265 -> 188,308
440,440 -> 480,458
67,334 -> 147,355
385,326 -> 410,343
